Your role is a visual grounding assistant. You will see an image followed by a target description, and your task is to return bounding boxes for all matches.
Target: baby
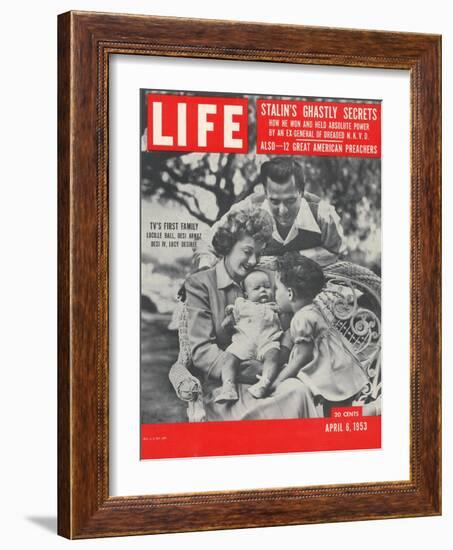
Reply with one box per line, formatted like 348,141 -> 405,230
214,269 -> 283,403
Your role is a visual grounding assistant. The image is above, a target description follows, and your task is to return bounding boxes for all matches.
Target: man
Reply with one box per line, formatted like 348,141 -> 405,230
194,157 -> 345,269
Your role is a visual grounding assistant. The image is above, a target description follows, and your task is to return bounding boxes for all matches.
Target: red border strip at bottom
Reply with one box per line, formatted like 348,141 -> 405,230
141,407 -> 381,459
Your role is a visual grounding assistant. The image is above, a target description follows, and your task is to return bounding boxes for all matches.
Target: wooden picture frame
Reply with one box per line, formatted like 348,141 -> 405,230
58,10 -> 441,539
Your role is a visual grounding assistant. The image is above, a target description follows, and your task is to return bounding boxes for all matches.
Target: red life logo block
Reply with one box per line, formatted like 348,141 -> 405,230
147,94 -> 249,153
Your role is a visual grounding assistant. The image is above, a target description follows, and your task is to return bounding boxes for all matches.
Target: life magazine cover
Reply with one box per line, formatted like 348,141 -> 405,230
140,89 -> 382,460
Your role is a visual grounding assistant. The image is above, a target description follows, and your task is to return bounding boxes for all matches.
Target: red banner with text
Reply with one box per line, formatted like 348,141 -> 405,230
256,99 -> 381,157
141,407 -> 380,460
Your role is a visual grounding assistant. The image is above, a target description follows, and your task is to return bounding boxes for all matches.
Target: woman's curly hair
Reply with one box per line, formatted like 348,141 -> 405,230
212,205 -> 273,257
277,252 -> 325,301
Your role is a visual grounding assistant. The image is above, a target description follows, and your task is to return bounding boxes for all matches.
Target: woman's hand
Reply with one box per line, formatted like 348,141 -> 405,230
177,378 -> 201,401
220,309 -> 235,333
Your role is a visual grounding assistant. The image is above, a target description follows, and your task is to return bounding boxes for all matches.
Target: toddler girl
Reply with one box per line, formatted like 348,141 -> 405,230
272,253 -> 368,404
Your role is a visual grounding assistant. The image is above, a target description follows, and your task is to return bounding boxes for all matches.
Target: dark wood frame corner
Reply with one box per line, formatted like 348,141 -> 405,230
57,10 -> 441,539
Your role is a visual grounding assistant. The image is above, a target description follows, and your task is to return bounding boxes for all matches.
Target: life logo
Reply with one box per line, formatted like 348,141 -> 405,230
146,94 -> 249,153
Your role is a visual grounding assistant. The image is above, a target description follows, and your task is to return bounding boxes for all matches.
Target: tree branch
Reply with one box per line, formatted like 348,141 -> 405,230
236,173 -> 261,201
176,188 -> 204,215
169,193 -> 215,226
164,165 -> 227,200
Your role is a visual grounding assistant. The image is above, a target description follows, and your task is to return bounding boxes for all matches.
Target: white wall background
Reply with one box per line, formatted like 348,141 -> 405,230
0,1 -> 449,548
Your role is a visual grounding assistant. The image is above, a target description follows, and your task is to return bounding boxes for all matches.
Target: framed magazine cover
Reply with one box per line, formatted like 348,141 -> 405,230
57,11 -> 441,539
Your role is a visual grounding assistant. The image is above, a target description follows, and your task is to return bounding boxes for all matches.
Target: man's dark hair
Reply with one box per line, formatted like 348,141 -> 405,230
260,157 -> 305,193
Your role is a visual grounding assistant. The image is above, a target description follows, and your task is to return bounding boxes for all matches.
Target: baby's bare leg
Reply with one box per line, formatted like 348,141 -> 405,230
248,347 -> 280,399
214,353 -> 240,403
222,360 -> 236,384
261,348 -> 281,384
269,340 -> 314,393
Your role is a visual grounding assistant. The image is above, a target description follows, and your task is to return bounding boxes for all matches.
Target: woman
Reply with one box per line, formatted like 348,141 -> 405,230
185,205 -> 319,421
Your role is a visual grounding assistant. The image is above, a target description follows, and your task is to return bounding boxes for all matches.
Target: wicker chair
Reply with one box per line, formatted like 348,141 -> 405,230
168,260 -> 381,422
